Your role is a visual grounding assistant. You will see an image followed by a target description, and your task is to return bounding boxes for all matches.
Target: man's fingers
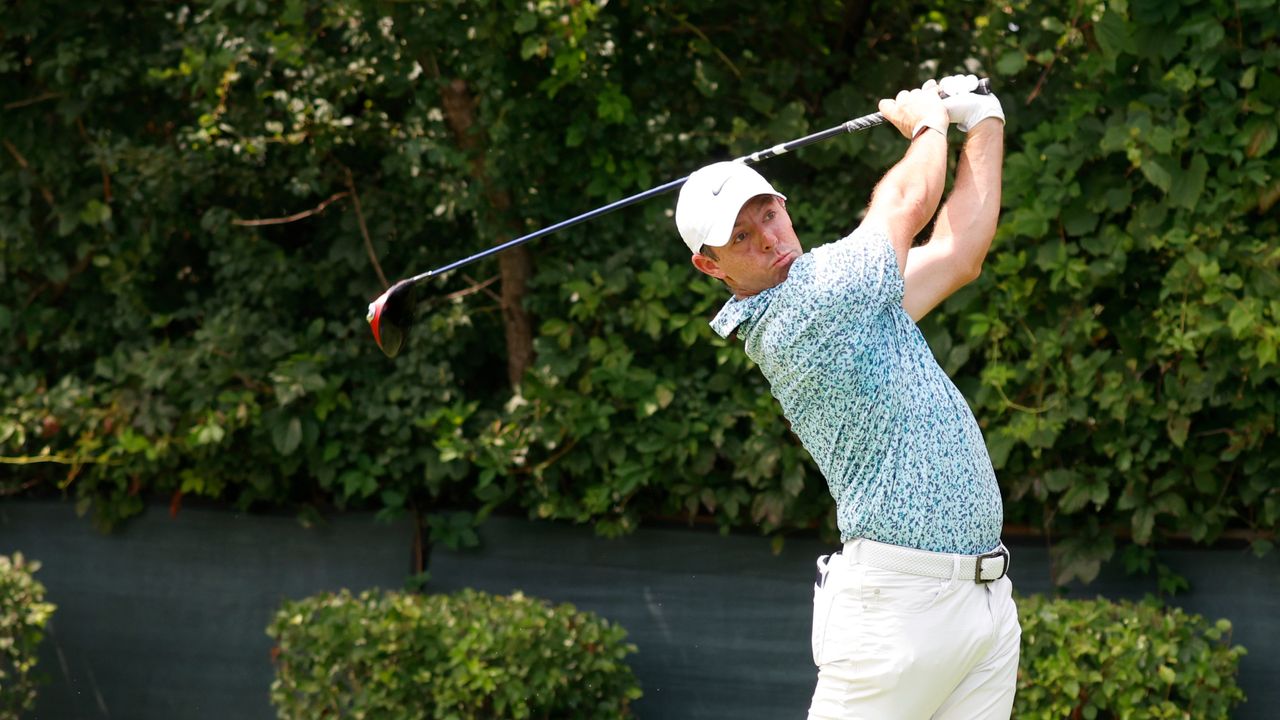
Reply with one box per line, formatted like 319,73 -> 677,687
938,74 -> 980,97
882,82 -> 950,140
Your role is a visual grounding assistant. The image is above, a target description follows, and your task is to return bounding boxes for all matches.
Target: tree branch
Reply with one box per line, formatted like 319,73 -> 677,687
1026,2 -> 1084,105
231,190 -> 350,226
24,246 -> 96,309
0,454 -> 113,465
76,117 -> 113,203
3,139 -> 56,208
447,274 -> 501,303
343,167 -> 390,289
660,8 -> 742,79
4,91 -> 62,110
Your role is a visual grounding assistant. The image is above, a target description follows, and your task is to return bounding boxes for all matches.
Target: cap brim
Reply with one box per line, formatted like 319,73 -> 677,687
700,189 -> 787,249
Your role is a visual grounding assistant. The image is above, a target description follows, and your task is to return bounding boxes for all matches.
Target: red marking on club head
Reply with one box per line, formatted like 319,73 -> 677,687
367,291 -> 389,350
367,282 -> 412,358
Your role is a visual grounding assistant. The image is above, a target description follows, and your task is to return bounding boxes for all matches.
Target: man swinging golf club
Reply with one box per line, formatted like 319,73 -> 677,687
676,76 -> 1016,718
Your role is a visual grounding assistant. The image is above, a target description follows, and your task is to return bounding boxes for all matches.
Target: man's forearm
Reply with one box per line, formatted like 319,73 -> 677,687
931,120 -> 1004,278
870,129 -> 950,266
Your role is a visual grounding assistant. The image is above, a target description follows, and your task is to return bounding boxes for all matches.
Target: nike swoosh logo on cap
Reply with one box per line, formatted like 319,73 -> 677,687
712,176 -> 731,196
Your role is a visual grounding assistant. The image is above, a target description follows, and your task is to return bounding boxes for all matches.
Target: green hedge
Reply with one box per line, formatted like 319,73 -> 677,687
1017,595 -> 1246,719
267,588 -> 1244,719
0,553 -> 55,719
267,588 -> 641,719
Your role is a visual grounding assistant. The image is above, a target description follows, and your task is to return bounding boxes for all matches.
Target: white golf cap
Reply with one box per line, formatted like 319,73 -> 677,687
675,161 -> 786,255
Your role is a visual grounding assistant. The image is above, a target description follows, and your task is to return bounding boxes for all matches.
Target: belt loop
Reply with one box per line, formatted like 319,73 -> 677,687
845,538 -> 861,567
950,555 -> 962,581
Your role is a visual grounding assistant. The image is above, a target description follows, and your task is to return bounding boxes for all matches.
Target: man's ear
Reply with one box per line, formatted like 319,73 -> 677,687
690,253 -> 725,279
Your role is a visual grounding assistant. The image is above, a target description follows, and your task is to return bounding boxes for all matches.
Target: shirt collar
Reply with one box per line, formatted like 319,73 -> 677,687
710,288 -> 773,338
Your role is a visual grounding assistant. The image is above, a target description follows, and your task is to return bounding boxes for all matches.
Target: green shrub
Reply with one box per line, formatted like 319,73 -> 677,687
267,588 -> 641,719
1017,595 -> 1246,719
0,553 -> 56,720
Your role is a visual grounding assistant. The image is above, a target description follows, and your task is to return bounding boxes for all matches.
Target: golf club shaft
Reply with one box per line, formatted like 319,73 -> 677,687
403,78 -> 990,284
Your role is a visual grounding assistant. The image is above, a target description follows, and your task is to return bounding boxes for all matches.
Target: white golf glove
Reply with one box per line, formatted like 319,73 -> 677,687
938,74 -> 1005,132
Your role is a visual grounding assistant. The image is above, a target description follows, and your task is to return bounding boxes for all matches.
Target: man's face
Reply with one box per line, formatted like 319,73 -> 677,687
691,195 -> 802,297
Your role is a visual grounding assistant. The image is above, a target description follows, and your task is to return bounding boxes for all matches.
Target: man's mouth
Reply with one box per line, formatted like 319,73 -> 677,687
772,252 -> 796,269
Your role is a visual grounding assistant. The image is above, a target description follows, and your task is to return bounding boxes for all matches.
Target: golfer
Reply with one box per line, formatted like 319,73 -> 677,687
675,76 -> 1016,718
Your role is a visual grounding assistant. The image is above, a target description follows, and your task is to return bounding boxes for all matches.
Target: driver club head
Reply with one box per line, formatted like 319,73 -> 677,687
366,280 -> 419,358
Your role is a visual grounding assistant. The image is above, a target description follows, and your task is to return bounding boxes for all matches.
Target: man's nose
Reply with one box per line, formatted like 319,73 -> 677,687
759,228 -> 776,250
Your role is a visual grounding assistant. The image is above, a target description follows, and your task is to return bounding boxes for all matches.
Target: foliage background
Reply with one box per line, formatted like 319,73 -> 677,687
0,553 -> 55,719
1015,594 -> 1245,718
2,0 -> 1277,584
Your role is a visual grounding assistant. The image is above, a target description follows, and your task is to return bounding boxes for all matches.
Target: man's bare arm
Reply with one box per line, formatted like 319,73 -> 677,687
865,81 -> 952,275
902,118 -> 1004,320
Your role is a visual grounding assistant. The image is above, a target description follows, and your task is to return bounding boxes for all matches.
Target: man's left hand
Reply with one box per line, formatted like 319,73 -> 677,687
939,74 -> 1005,132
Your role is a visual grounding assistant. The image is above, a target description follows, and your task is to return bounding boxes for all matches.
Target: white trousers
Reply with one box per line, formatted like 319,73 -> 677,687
807,542 -> 1021,719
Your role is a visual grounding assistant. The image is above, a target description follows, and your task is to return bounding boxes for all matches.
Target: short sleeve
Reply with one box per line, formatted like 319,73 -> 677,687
804,221 -> 904,312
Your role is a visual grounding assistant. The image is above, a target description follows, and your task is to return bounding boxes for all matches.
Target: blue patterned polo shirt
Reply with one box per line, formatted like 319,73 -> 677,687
710,223 -> 1003,554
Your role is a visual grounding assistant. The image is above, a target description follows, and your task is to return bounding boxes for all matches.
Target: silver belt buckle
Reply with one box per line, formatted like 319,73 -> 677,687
974,547 -> 1010,583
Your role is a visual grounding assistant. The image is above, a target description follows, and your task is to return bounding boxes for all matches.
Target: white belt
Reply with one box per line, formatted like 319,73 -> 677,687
842,538 -> 1010,584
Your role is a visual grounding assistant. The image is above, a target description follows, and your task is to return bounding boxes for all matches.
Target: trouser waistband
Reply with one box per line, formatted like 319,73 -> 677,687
841,538 -> 1011,584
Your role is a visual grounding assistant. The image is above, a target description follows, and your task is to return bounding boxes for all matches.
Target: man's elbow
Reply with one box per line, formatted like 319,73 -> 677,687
959,255 -> 984,284
933,232 -> 987,285
955,226 -> 997,283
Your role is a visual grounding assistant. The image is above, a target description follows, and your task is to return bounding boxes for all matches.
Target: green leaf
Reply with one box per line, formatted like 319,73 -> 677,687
595,85 -> 633,126
654,385 -> 675,409
1094,11 -> 1134,57
513,13 -> 538,34
520,36 -> 543,60
1244,120 -> 1277,159
1163,64 -> 1197,93
79,199 -> 112,226
1258,329 -> 1278,367
1167,415 -> 1190,447
996,51 -> 1027,76
273,417 -> 303,456
1062,203 -> 1099,237
1228,302 -> 1256,338
194,422 -> 226,446
1170,154 -> 1209,209
1140,155 -> 1174,192
1253,538 -> 1275,557
1043,469 -> 1079,492
1132,506 -> 1157,545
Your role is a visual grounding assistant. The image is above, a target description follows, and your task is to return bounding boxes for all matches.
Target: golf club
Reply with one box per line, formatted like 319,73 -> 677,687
367,78 -> 992,357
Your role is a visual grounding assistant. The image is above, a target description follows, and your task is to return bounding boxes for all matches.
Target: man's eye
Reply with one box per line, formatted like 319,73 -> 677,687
733,232 -> 747,243
765,210 -> 776,220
